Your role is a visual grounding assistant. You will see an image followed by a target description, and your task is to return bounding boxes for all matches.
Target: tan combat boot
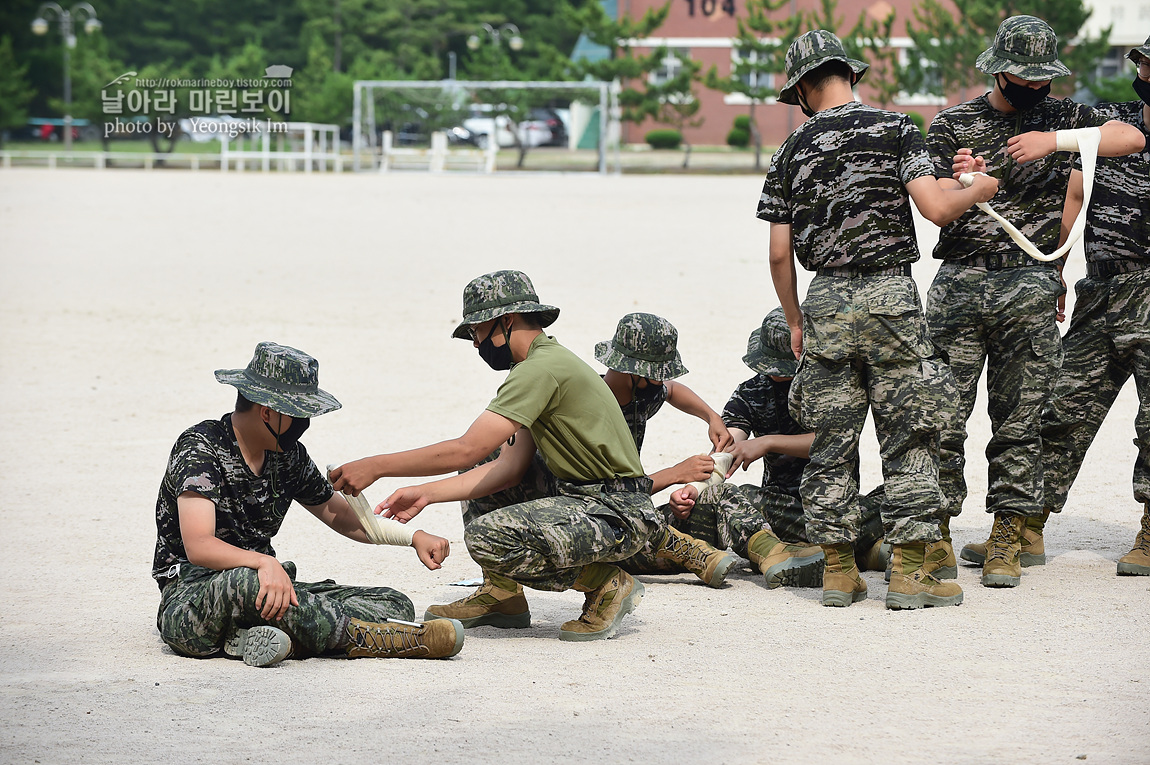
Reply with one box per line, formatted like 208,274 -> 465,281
982,514 -> 1025,587
747,529 -> 825,589
423,572 -> 530,629
961,509 -> 1049,567
560,565 -> 644,642
1117,504 -> 1150,576
820,544 -> 867,607
655,526 -> 739,588
886,543 -> 964,610
344,617 -> 464,658
926,518 -> 958,579
856,538 -> 890,573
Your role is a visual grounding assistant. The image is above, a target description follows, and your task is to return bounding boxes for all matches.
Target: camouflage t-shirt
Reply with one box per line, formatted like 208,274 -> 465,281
757,101 -> 934,270
613,378 -> 668,452
928,94 -> 1107,266
1080,100 -> 1150,265
151,414 -> 333,589
722,374 -> 807,495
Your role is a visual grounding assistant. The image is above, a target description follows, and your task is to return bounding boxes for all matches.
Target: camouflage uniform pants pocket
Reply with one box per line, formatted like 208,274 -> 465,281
464,491 -> 659,592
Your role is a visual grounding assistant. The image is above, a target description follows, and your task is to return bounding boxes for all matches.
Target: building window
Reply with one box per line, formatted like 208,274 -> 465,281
893,47 -> 946,106
649,48 -> 691,85
1094,46 -> 1127,80
732,48 -> 775,92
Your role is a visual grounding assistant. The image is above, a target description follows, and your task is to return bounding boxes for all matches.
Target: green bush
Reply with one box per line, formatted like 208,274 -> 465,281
726,127 -> 750,148
907,111 -> 926,136
733,114 -> 751,132
645,129 -> 682,149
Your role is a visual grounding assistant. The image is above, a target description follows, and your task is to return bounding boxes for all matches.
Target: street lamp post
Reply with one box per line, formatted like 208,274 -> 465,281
467,23 -> 524,52
31,1 -> 102,153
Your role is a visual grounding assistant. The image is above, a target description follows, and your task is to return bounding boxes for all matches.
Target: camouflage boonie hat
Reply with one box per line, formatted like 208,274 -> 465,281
215,342 -> 341,418
594,312 -> 688,381
976,16 -> 1071,79
452,270 -> 560,340
778,30 -> 869,106
1127,34 -> 1150,63
743,308 -> 797,377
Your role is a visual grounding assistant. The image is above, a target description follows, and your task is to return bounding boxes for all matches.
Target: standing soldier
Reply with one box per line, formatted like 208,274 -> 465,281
666,309 -> 889,589
759,30 -> 999,609
1030,36 -> 1150,576
925,16 -> 1145,588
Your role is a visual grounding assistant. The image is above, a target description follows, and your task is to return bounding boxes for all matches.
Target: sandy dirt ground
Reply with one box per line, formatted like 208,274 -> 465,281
1,168 -> 1148,764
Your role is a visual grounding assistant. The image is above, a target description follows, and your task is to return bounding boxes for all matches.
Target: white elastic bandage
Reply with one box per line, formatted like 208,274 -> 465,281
328,464 -> 415,546
958,126 -> 1101,263
685,452 -> 735,497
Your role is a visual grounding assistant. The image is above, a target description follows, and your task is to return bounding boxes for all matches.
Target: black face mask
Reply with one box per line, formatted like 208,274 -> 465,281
477,320 -> 513,371
997,75 -> 1050,111
266,414 -> 310,450
795,85 -> 816,119
1133,76 -> 1150,106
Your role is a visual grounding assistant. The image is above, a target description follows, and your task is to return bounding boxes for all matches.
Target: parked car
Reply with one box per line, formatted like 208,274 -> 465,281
531,107 -> 569,147
459,104 -> 552,149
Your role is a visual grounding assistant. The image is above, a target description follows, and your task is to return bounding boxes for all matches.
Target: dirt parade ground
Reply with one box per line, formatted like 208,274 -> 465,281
1,167 -> 1147,764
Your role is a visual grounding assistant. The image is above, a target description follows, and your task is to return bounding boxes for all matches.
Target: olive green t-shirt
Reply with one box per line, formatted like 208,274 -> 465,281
487,334 -> 645,482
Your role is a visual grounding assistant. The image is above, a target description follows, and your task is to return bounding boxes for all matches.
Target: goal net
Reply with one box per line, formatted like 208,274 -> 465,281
351,80 -> 618,174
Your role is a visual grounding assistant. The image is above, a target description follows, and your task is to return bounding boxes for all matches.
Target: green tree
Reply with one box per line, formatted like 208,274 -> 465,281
0,36 -> 35,147
635,56 -> 703,168
568,1 -> 672,135
702,0 -> 800,170
905,0 -> 1110,101
849,6 -> 903,109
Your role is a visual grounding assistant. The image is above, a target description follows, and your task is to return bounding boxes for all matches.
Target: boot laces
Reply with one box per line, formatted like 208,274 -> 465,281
987,517 -> 1020,563
1133,511 -> 1150,553
350,623 -> 424,657
664,530 -> 712,572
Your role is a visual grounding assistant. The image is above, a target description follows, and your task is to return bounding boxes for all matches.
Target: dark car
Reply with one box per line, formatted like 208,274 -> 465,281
531,108 -> 568,147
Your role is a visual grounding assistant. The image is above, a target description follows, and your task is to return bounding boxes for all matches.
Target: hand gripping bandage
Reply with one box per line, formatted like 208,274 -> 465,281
958,127 -> 1101,263
685,452 -> 735,497
327,464 -> 414,546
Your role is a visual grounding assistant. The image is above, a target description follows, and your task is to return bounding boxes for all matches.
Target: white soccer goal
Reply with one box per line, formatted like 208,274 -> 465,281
351,79 -> 619,174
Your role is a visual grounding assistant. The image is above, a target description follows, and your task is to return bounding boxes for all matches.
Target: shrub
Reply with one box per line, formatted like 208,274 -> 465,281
907,111 -> 926,136
726,127 -> 750,147
733,114 -> 751,132
645,129 -> 682,149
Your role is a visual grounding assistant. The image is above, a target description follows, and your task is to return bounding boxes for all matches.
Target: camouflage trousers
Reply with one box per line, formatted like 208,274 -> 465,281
156,561 -> 413,659
927,263 -> 1064,519
464,478 -> 663,592
1042,268 -> 1150,512
794,273 -> 953,546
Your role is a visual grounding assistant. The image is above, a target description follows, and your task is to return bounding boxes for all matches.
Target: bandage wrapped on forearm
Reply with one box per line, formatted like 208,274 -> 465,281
343,491 -> 415,545
327,466 -> 415,546
685,452 -> 735,496
1055,127 -> 1101,153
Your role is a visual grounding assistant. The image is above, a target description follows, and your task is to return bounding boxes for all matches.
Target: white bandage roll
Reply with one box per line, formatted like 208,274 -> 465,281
685,452 -> 735,497
958,126 -> 1100,263
328,465 -> 415,546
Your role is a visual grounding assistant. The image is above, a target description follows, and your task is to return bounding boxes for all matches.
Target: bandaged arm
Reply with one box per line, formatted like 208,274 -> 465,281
684,452 -> 735,497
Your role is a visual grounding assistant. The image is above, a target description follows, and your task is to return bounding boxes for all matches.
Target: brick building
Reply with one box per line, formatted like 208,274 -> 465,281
608,0 -> 1150,146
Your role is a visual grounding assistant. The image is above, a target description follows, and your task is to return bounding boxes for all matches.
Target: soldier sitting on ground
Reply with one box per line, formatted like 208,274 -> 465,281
153,342 -> 463,668
593,311 -> 743,586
